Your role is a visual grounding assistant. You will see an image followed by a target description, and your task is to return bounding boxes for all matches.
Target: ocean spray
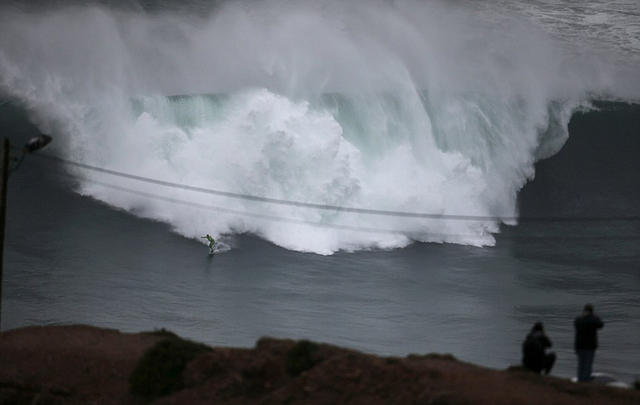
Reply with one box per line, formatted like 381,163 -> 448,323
0,0 -> 637,254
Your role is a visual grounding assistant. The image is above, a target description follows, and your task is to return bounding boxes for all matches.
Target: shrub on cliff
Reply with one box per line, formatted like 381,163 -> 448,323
286,340 -> 319,377
130,336 -> 211,401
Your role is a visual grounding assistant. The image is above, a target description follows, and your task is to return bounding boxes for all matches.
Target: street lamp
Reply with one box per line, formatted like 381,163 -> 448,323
0,134 -> 52,331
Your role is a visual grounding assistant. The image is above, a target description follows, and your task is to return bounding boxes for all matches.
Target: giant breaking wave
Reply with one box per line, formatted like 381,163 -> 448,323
1,0 -> 639,254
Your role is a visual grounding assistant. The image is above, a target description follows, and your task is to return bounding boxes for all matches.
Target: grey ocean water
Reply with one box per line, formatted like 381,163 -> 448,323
1,0 -> 640,385
4,103 -> 640,383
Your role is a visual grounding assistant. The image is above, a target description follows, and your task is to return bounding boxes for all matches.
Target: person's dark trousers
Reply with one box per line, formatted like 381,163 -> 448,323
544,352 -> 556,375
576,349 -> 595,381
523,352 -> 556,375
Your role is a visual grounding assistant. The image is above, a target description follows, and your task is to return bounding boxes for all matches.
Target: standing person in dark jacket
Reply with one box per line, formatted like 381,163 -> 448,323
574,303 -> 604,382
522,321 -> 556,374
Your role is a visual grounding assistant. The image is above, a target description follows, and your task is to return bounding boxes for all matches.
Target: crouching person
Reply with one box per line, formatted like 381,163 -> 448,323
522,321 -> 556,375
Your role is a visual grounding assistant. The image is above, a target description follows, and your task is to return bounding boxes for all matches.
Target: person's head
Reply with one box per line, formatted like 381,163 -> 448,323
531,321 -> 544,332
583,303 -> 594,314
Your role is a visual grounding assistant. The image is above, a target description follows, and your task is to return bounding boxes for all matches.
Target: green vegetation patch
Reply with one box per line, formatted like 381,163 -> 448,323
286,340 -> 320,377
634,377 -> 640,390
130,337 -> 211,401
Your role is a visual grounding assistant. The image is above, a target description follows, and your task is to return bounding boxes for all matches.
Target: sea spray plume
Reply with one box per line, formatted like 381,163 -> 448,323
1,0 -> 639,254
0,0 -> 637,97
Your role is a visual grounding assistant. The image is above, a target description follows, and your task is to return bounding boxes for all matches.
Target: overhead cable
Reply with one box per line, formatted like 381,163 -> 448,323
83,178 -> 488,240
76,177 -> 640,241
34,153 -> 640,223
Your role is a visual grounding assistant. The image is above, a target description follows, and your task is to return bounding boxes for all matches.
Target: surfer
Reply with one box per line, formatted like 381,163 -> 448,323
201,234 -> 216,254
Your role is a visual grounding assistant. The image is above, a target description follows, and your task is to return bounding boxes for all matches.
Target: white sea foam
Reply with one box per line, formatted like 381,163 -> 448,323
1,0 -> 639,254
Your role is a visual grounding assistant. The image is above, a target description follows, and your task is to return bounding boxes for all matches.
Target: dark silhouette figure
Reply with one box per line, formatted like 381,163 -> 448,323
522,322 -> 556,375
574,303 -> 604,382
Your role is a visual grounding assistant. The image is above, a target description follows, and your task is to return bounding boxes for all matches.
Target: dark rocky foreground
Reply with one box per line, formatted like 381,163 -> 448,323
1,325 -> 639,405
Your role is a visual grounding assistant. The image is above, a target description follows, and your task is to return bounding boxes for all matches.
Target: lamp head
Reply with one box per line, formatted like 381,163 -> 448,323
25,134 -> 52,153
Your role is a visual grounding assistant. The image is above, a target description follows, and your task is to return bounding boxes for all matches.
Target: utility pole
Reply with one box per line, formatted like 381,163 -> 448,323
0,135 -> 51,332
0,138 -> 10,332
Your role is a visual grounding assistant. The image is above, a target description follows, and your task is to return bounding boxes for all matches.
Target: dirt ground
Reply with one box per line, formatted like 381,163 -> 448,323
1,325 -> 639,405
